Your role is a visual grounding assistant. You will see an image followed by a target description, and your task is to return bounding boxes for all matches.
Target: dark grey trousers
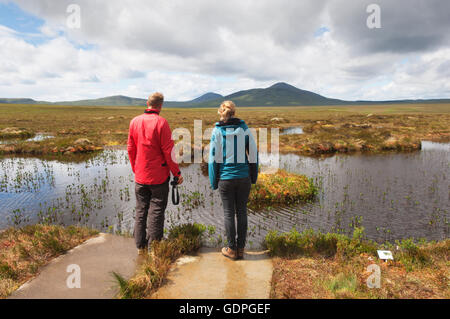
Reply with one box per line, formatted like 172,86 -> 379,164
134,179 -> 169,249
218,176 -> 251,249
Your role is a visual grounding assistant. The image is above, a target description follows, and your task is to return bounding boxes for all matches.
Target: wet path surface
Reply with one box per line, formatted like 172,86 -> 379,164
9,238 -> 272,299
152,248 -> 272,299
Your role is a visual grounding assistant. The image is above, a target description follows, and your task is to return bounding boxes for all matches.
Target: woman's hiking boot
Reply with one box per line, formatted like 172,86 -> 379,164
237,248 -> 244,260
221,247 -> 237,260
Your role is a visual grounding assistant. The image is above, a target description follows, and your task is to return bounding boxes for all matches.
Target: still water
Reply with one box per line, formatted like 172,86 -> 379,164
280,126 -> 303,135
0,142 -> 448,248
0,134 -> 54,145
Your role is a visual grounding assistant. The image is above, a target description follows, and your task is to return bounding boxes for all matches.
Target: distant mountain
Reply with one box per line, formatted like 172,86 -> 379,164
190,92 -> 223,103
56,92 -> 223,107
56,95 -> 147,106
164,92 -> 223,107
222,82 -> 346,106
1,83 -> 450,107
0,98 -> 42,104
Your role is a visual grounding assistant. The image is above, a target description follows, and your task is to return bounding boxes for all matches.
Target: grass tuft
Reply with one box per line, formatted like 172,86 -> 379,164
325,273 -> 358,298
0,224 -> 98,298
114,223 -> 206,299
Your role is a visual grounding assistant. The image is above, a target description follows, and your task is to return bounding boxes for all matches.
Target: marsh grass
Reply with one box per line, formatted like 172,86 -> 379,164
0,224 -> 98,298
113,223 -> 206,299
265,227 -> 378,258
268,228 -> 450,299
394,239 -> 428,270
1,103 -> 449,158
0,136 -> 103,156
280,111 -> 449,155
0,127 -> 34,140
325,273 -> 358,298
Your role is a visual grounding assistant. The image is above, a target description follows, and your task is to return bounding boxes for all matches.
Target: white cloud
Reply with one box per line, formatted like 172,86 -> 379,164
0,0 -> 449,101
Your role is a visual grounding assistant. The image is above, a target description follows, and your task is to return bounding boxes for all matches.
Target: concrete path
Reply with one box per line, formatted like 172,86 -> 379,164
152,248 -> 273,299
9,235 -> 273,299
9,233 -> 138,299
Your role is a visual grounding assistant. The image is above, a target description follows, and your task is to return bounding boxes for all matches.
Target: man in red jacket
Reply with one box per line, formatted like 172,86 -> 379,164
128,92 -> 183,255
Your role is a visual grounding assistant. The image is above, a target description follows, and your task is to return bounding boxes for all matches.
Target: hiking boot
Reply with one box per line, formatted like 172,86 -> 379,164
237,248 -> 244,260
222,247 -> 237,260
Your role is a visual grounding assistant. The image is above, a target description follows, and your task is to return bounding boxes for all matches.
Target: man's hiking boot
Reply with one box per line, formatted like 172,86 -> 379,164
221,247 -> 237,260
237,248 -> 244,260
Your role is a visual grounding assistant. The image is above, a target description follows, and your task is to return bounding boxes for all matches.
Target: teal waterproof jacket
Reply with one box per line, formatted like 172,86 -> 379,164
208,118 -> 258,190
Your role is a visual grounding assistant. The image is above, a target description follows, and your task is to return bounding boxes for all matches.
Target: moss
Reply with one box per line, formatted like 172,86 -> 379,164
249,170 -> 318,210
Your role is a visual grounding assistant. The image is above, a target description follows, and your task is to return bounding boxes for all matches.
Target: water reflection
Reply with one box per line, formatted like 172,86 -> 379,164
421,141 -> 450,151
0,144 -> 448,248
0,134 -> 54,145
280,126 -> 303,135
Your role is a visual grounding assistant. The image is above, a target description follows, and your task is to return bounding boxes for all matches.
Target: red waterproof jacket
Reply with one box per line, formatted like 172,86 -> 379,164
127,109 -> 181,185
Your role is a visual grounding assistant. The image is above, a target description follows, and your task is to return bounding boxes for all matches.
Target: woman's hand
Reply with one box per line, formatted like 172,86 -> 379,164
177,176 -> 184,185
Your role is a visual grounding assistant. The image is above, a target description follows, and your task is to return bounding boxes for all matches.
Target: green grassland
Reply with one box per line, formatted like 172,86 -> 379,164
0,103 -> 449,158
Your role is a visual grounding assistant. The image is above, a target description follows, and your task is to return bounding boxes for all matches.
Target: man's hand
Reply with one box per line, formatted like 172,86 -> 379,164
177,176 -> 184,185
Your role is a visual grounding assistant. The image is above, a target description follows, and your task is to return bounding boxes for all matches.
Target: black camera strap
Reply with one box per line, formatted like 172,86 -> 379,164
171,177 -> 180,205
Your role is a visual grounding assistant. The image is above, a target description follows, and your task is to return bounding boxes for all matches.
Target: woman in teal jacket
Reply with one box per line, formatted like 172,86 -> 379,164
208,101 -> 258,260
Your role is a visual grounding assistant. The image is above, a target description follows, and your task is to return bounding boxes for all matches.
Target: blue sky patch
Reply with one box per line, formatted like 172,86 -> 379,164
0,2 -> 44,34
0,2 -> 95,49
0,1 -> 49,45
314,26 -> 330,38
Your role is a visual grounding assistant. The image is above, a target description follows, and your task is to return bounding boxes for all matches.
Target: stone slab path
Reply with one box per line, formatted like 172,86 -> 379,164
152,247 -> 273,299
9,233 -> 138,299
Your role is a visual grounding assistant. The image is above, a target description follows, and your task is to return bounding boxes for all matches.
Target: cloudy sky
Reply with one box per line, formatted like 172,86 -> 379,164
0,0 -> 449,102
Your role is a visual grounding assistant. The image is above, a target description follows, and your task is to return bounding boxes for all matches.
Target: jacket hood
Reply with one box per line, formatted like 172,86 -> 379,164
215,118 -> 247,136
216,117 -> 243,127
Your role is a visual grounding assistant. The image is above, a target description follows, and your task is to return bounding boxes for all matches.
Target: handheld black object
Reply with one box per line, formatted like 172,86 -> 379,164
170,176 -> 180,205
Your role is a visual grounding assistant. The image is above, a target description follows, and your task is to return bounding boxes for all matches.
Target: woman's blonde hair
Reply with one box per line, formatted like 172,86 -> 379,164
218,100 -> 236,122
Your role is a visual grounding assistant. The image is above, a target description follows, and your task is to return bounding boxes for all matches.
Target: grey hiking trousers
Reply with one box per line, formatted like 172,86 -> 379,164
134,179 -> 169,249
218,176 -> 251,249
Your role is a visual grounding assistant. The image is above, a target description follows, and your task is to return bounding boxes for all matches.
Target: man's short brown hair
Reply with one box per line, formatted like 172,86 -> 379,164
148,92 -> 164,108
